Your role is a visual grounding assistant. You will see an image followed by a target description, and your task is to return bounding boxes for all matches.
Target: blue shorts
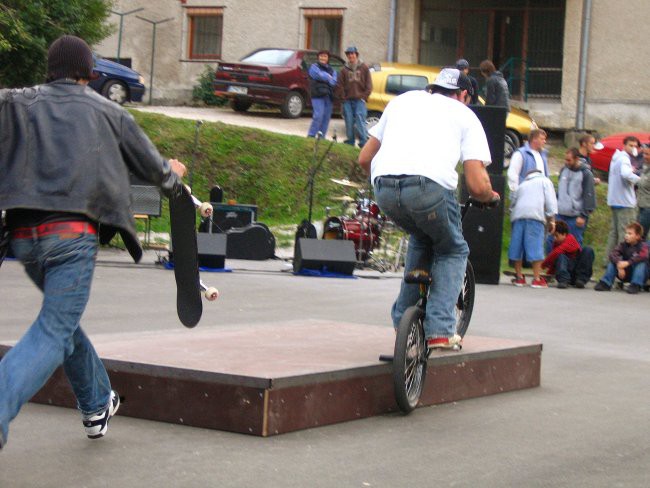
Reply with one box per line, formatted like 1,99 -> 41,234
508,219 -> 545,262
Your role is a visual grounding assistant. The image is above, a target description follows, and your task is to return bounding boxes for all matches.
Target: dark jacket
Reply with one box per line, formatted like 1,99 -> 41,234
485,71 -> 510,110
0,80 -> 181,262
335,62 -> 372,101
609,240 -> 649,265
309,62 -> 337,99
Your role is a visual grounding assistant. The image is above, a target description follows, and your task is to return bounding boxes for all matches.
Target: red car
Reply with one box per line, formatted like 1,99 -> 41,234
214,48 -> 345,118
590,132 -> 650,173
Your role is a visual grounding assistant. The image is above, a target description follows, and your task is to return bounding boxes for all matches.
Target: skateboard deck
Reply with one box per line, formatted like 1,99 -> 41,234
169,187 -> 202,328
503,270 -> 554,283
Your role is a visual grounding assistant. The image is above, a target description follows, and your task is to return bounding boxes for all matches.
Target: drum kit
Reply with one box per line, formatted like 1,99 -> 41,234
323,178 -> 387,263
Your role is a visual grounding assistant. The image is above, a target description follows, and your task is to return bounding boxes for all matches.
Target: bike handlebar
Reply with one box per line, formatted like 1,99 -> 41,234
465,193 -> 501,210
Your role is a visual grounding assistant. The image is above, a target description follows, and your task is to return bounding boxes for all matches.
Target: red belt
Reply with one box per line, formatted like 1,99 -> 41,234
11,221 -> 97,239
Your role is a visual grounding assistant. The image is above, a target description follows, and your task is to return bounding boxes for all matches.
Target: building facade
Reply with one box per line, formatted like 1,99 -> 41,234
97,0 -> 649,134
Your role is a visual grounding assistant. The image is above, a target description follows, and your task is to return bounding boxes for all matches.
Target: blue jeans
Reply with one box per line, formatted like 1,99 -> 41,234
374,176 -> 469,339
307,97 -> 333,138
600,260 -> 648,286
0,231 -> 111,445
342,99 -> 368,147
555,247 -> 594,284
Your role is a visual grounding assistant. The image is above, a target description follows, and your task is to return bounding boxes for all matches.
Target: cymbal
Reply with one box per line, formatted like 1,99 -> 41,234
330,195 -> 355,202
330,178 -> 362,188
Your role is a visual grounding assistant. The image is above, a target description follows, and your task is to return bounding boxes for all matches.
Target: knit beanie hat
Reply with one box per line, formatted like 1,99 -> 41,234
47,35 -> 96,81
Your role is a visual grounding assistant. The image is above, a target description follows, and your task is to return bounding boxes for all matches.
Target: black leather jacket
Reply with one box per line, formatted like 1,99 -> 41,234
0,80 -> 181,262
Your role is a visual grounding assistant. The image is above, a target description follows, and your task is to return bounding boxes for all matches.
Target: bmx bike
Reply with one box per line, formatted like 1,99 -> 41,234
390,197 -> 498,413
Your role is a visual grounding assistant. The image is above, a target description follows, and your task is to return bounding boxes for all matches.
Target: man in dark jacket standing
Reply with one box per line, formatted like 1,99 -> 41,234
455,58 -> 479,104
479,60 -> 510,111
335,46 -> 372,147
0,35 -> 186,450
307,50 -> 337,138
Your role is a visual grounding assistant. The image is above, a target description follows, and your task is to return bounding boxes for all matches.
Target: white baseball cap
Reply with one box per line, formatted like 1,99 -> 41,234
433,68 -> 462,89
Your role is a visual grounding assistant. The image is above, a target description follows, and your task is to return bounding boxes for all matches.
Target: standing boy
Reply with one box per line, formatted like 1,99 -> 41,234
335,46 -> 372,147
508,169 -> 558,288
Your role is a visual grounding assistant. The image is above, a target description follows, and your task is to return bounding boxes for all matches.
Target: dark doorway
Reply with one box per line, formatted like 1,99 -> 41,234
419,0 -> 565,99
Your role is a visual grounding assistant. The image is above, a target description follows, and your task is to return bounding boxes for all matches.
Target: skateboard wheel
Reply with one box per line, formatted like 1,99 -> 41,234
199,202 -> 213,218
204,287 -> 219,301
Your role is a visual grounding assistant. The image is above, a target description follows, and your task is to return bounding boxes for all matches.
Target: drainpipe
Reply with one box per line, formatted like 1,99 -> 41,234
387,0 -> 397,62
576,0 -> 592,130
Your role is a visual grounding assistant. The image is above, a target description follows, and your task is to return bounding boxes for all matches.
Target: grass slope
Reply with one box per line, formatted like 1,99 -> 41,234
132,110 -> 365,229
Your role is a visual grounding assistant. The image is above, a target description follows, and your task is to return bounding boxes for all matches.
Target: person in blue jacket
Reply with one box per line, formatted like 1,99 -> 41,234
307,50 -> 337,138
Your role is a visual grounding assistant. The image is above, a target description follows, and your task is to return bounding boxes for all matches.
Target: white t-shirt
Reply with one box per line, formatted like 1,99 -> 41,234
368,91 -> 492,190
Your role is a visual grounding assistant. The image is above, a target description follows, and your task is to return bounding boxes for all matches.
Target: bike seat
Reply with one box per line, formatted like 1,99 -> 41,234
404,269 -> 432,285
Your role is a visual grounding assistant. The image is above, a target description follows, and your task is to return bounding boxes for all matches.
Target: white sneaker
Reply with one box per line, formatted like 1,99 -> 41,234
83,390 -> 120,439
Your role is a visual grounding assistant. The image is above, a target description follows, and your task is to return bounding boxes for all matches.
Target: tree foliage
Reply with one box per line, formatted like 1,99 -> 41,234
0,0 -> 114,88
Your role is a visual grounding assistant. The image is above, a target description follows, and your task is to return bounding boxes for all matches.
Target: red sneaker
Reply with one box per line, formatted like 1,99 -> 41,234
427,334 -> 462,350
531,277 -> 548,288
511,276 -> 526,287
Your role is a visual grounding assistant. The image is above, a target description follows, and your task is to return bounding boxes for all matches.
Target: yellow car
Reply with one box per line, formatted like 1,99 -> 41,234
366,63 -> 538,158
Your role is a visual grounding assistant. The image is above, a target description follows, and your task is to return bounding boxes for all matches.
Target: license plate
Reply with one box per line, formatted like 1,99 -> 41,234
228,86 -> 247,95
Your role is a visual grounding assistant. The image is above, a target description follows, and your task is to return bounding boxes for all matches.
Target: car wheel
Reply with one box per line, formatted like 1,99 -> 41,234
101,80 -> 129,105
366,111 -> 382,129
232,99 -> 252,112
281,91 -> 304,118
504,129 -> 520,161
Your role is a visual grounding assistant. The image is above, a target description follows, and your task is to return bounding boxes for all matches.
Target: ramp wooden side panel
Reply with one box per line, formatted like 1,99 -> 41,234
0,325 -> 543,437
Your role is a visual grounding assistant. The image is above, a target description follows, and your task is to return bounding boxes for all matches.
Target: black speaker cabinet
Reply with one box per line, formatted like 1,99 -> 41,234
226,223 -> 276,260
460,174 -> 505,284
293,238 -> 356,275
197,233 -> 227,269
469,105 -> 508,173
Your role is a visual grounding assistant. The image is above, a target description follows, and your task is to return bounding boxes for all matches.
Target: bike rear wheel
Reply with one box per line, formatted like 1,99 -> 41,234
393,305 -> 427,414
455,261 -> 476,337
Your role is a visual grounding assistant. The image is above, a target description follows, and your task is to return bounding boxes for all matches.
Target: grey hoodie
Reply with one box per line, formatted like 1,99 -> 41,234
510,171 -> 558,223
557,162 -> 596,217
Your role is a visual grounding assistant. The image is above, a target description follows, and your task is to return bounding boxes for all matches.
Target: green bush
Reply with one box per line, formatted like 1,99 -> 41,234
191,66 -> 228,106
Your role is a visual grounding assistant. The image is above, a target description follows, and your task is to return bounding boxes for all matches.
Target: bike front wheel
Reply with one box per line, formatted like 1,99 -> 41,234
393,305 -> 428,414
455,261 -> 476,337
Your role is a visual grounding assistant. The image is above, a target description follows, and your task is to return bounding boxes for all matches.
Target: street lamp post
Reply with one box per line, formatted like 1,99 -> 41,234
110,8 -> 144,64
136,16 -> 174,105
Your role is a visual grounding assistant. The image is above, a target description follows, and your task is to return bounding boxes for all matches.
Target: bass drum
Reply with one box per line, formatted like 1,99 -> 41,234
322,216 -> 380,260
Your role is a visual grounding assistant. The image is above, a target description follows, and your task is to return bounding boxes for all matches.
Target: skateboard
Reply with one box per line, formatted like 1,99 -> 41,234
503,270 -> 554,283
169,185 -> 219,327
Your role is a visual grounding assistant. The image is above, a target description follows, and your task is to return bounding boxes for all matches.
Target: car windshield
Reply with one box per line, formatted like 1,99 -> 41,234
241,49 -> 294,66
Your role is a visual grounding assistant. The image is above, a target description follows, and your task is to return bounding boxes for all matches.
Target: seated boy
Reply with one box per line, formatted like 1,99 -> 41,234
594,221 -> 649,294
542,220 -> 594,289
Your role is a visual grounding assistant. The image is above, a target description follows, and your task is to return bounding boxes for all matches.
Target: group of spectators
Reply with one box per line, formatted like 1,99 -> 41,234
306,50 -> 512,148
306,46 -> 372,148
507,130 -> 650,294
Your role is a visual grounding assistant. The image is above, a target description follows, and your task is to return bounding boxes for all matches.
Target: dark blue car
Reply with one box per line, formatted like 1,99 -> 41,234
89,56 -> 145,105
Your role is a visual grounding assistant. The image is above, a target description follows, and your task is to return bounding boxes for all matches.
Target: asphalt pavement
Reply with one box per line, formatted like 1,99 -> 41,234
1,248 -> 649,487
